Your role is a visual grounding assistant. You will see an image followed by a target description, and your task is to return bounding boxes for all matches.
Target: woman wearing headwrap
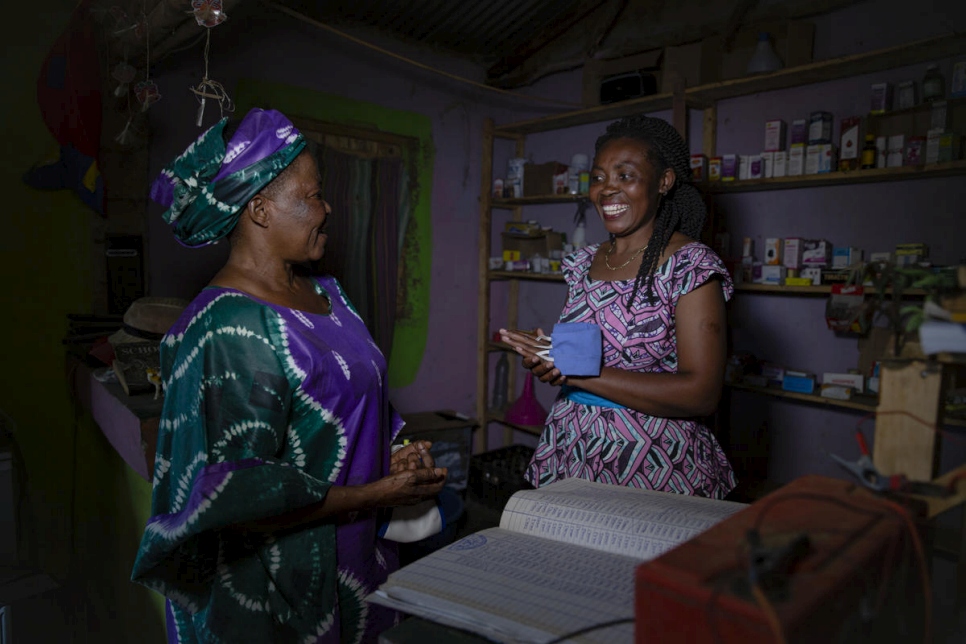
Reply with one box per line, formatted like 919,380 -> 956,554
131,108 -> 447,643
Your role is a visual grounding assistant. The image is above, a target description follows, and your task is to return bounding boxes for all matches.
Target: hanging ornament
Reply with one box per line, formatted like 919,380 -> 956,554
135,79 -> 161,111
115,117 -> 134,145
188,18 -> 233,127
112,62 -> 137,97
191,0 -> 228,28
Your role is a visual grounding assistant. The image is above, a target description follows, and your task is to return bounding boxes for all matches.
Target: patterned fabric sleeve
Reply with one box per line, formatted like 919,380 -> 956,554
561,245 -> 596,288
672,243 -> 735,304
131,294 -> 336,617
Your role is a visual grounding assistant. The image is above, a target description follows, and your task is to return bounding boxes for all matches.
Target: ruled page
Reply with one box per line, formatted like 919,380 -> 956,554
370,527 -> 636,644
499,477 -> 746,559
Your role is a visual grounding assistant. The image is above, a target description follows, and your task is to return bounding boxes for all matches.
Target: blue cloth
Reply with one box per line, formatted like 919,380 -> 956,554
561,385 -> 622,408
550,322 -> 602,376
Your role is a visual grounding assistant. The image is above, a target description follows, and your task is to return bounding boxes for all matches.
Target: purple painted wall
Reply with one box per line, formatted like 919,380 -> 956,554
143,10 -> 554,419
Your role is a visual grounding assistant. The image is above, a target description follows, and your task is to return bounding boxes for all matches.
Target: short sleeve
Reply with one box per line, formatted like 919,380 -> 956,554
561,245 -> 596,289
672,243 -> 734,303
132,293 -> 334,611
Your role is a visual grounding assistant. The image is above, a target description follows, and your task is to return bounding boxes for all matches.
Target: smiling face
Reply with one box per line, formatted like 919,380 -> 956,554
589,137 -> 675,241
264,152 -> 331,263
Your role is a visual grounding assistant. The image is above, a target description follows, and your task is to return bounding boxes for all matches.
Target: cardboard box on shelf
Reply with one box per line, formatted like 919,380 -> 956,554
501,231 -> 564,261
523,162 -> 568,197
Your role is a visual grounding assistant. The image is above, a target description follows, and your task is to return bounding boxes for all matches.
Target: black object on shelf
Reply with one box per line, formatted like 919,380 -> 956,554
468,445 -> 535,511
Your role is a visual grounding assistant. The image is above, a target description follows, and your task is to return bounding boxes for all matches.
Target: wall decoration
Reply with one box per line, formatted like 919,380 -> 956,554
189,0 -> 233,126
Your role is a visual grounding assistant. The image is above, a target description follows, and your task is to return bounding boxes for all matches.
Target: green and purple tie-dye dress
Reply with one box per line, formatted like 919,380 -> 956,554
132,276 -> 402,643
525,241 -> 737,499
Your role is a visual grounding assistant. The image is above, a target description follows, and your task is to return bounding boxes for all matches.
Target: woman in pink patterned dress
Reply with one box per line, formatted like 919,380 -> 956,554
501,115 -> 735,499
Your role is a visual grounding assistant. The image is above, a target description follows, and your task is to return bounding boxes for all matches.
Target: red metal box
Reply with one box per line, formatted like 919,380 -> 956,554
635,475 -> 927,643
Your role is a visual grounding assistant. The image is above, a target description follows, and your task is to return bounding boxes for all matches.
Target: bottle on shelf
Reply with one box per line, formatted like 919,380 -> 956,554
491,352 -> 509,410
571,199 -> 589,249
746,32 -> 783,75
568,154 -> 589,195
922,64 -> 945,102
860,134 -> 877,169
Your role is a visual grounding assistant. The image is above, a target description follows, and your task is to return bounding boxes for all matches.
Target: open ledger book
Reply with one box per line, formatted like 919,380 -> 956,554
369,478 -> 746,643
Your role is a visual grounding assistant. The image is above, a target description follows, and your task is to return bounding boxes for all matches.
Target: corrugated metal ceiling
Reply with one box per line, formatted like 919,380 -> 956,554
312,0 -> 588,60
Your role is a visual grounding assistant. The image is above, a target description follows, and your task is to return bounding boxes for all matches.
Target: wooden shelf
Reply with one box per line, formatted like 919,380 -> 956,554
728,382 -> 966,427
485,411 -> 545,436
488,270 -> 565,282
704,160 -> 966,193
728,381 -> 880,413
735,283 -> 927,296
494,33 -> 966,135
866,96 -> 966,122
495,93 -> 675,136
492,194 -> 588,208
686,33 -> 966,108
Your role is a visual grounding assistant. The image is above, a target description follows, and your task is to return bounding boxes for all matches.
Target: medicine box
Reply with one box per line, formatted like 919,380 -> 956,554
721,155 -> 737,181
790,119 -> 808,146
870,82 -> 891,114
773,150 -> 788,177
820,384 -> 853,400
782,372 -> 816,394
953,60 -> 966,98
896,81 -> 917,110
905,136 -> 926,166
802,239 -> 832,266
764,238 -> 783,265
801,267 -> 822,285
869,251 -> 892,264
749,155 -> 763,179
805,144 -> 835,174
783,238 -> 803,269
832,246 -> 862,268
788,145 -> 805,176
760,265 -> 786,284
760,363 -> 785,385
822,372 -> 864,391
926,128 -> 943,164
709,157 -> 722,181
876,136 -> 887,168
808,111 -> 833,145
738,155 -> 750,181
938,133 -> 962,162
761,151 -> 774,178
764,120 -> 787,152
887,134 -> 905,167
690,154 -> 708,181
839,117 -> 861,170
784,277 -> 812,287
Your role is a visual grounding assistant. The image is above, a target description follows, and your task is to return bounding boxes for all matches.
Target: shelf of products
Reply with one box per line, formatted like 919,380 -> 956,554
734,283 -> 927,296
493,33 -> 966,136
476,32 -> 966,454
728,382 -> 966,428
703,159 -> 966,193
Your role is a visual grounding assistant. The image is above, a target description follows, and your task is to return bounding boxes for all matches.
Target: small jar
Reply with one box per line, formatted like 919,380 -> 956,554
922,64 -> 945,102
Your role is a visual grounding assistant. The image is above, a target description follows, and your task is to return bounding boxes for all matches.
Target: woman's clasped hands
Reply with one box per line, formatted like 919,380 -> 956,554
376,440 -> 447,506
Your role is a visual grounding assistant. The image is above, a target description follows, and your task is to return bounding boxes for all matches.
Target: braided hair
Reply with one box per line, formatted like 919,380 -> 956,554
594,115 -> 707,307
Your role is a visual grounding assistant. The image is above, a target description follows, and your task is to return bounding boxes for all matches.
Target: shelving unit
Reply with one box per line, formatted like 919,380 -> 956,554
475,31 -> 966,454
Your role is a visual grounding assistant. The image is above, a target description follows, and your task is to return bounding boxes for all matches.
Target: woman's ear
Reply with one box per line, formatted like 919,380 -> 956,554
245,195 -> 270,229
659,167 -> 676,195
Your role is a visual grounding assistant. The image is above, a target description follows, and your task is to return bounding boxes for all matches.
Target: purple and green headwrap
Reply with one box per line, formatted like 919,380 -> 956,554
150,108 -> 307,247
